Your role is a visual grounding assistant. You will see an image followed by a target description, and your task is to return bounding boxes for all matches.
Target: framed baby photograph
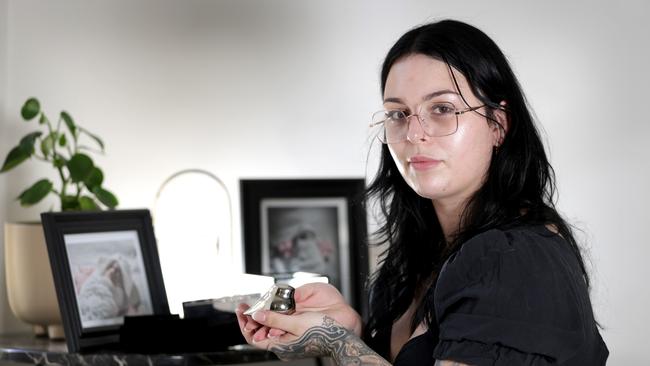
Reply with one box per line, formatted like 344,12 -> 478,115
240,179 -> 368,313
41,209 -> 169,352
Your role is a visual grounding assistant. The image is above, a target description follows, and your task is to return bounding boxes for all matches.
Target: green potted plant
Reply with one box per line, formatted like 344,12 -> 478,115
1,97 -> 118,210
1,97 -> 119,339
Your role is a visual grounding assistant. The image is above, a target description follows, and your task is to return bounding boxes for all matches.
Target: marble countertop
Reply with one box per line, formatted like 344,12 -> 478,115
0,334 -> 277,365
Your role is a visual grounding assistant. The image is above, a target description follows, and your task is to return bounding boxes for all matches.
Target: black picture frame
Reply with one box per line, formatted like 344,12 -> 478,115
41,209 -> 169,353
240,179 -> 368,314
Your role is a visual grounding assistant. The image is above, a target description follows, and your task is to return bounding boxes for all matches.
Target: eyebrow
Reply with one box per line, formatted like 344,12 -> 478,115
383,89 -> 459,104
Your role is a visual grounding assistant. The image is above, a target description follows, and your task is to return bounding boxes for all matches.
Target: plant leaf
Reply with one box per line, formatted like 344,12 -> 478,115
39,112 -> 48,125
84,167 -> 104,189
21,98 -> 40,120
59,133 -> 67,147
60,111 -> 77,137
0,145 -> 32,172
79,127 -> 104,152
19,131 -> 42,154
66,153 -> 94,182
79,196 -> 100,211
40,132 -> 57,157
61,195 -> 80,211
92,186 -> 118,208
17,179 -> 53,206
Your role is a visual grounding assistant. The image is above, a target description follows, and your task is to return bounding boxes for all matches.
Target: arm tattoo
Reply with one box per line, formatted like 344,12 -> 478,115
269,316 -> 391,365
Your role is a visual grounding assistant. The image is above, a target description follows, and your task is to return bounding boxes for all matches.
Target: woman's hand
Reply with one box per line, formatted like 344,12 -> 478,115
290,283 -> 362,335
239,283 -> 362,340
235,307 -> 390,365
235,306 -> 326,357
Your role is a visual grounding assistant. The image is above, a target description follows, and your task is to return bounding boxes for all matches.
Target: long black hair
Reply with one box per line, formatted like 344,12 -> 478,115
363,19 -> 590,357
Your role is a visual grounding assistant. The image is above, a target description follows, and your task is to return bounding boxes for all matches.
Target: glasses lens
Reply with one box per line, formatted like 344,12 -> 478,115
372,110 -> 408,144
370,102 -> 461,143
420,101 -> 458,137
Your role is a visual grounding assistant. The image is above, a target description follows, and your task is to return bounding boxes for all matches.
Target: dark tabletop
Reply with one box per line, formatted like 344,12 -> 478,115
0,334 -> 278,365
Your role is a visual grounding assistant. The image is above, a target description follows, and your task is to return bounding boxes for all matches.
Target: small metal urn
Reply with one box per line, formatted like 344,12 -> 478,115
244,284 -> 296,316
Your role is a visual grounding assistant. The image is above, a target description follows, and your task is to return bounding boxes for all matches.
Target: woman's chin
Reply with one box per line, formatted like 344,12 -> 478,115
409,182 -> 449,201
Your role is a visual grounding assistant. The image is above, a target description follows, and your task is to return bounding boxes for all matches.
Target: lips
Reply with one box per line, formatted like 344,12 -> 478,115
408,155 -> 441,170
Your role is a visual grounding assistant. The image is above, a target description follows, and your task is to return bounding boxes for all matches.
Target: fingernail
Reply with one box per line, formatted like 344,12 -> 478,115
252,311 -> 266,322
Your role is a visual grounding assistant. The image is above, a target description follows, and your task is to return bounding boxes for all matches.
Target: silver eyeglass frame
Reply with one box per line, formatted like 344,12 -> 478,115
369,104 -> 487,144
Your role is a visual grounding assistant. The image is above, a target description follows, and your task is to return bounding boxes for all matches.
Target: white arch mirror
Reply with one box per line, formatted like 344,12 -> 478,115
153,169 -> 233,316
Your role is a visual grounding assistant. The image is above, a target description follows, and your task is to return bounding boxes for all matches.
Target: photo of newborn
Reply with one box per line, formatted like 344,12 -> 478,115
260,197 -> 351,301
64,230 -> 154,329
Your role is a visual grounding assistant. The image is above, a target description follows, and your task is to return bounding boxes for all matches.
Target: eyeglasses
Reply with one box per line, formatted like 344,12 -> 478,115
370,101 -> 486,144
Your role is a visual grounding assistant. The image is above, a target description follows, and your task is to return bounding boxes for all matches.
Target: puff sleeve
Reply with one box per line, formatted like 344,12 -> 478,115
432,227 -> 606,365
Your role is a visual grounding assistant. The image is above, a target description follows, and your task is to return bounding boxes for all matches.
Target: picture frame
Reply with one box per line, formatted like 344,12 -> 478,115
240,179 -> 368,313
41,209 -> 169,352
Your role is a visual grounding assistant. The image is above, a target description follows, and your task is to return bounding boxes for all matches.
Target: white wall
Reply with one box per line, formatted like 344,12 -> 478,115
1,0 -> 648,363
0,0 -> 5,329
0,0 -> 31,334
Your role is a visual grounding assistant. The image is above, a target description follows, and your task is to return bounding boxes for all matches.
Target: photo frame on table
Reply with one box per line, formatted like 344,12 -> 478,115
240,179 -> 368,313
41,209 -> 169,352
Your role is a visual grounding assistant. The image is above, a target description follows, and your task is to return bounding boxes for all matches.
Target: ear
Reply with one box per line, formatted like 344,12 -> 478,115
491,100 -> 509,147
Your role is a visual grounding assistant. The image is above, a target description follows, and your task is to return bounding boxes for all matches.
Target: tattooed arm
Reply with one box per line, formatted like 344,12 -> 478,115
271,317 -> 471,365
269,316 -> 473,366
236,307 -> 471,366
269,315 -> 391,365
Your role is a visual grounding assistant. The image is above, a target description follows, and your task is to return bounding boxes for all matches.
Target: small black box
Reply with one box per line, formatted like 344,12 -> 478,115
119,313 -> 245,353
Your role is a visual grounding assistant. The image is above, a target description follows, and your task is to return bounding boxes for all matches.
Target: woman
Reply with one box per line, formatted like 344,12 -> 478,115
236,20 -> 609,365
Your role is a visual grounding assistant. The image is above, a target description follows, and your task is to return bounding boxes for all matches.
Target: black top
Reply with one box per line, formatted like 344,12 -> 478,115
392,225 -> 608,365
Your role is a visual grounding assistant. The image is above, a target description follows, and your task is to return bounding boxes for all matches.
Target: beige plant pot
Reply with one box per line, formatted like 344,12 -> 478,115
4,222 -> 64,339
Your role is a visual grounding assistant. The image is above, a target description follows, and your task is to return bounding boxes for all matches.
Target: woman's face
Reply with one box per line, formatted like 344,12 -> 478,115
384,54 -> 501,204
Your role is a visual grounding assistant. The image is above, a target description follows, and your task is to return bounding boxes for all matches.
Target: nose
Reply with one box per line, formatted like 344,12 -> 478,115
405,115 -> 428,143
